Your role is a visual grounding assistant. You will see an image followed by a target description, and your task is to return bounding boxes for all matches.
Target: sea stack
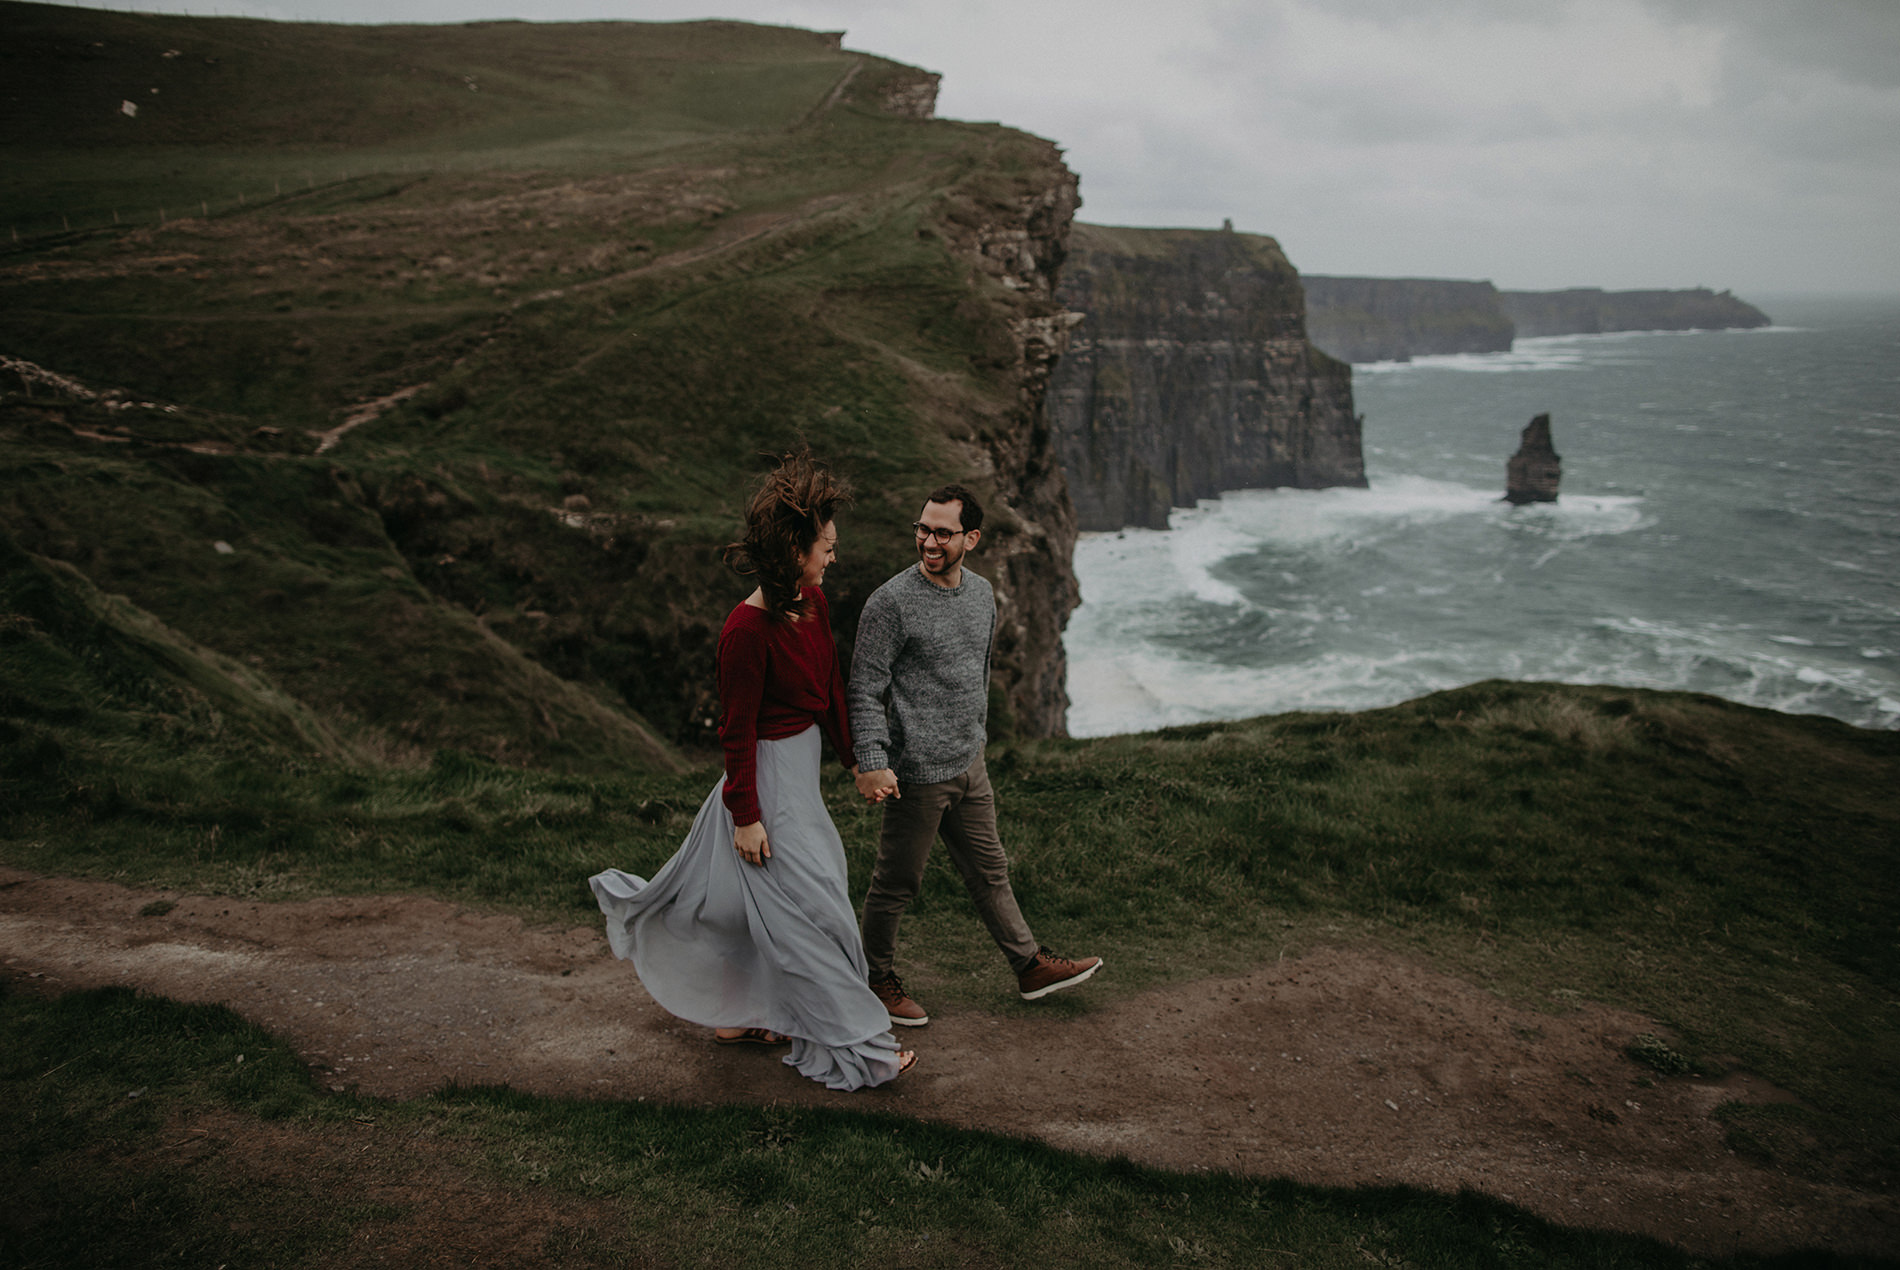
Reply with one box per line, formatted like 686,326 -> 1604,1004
1506,413 -> 1561,504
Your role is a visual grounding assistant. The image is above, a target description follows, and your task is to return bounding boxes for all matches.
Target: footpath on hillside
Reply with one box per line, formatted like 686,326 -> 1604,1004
2,866 -> 1892,1260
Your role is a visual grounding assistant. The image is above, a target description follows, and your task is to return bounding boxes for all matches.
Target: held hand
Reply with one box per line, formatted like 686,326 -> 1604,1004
733,819 -> 771,866
854,768 -> 900,803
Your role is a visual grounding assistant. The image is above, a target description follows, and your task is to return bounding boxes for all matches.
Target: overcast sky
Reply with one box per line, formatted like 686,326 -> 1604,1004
76,0 -> 1900,294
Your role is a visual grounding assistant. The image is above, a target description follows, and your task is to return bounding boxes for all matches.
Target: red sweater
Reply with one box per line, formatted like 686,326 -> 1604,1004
717,586 -> 855,826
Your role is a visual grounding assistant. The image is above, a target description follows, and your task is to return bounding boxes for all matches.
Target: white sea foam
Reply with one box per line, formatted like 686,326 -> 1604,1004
1068,481 -> 1890,736
1356,343 -> 1592,375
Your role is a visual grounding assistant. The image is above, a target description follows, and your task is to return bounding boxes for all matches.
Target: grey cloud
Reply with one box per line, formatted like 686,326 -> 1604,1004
1650,0 -> 1900,89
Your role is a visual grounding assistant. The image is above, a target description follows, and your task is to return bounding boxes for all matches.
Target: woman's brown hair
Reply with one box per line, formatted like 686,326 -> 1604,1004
723,451 -> 852,620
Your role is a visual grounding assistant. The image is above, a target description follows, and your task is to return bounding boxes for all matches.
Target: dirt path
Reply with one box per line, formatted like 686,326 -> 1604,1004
1,866 -> 1891,1260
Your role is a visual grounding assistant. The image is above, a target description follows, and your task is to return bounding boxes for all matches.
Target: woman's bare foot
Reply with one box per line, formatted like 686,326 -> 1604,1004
897,1049 -> 918,1075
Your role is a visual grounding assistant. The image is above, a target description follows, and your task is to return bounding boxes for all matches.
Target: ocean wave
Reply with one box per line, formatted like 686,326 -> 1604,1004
1074,479 -> 1648,617
1357,324 -> 1801,376
1357,345 -> 1591,375
1065,614 -> 1900,738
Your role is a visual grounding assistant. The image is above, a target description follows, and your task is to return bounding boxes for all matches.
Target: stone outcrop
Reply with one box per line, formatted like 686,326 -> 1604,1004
1506,414 -> 1561,504
1046,223 -> 1366,532
875,68 -> 941,119
1302,276 -> 1514,363
1501,288 -> 1770,337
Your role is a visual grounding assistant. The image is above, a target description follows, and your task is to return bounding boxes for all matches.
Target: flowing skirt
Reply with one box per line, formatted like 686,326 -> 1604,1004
589,726 -> 902,1091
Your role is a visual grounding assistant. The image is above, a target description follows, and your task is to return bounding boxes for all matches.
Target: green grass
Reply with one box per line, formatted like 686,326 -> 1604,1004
5,672 -> 1897,1192
6,981 -> 1833,1269
1,5 -> 1070,762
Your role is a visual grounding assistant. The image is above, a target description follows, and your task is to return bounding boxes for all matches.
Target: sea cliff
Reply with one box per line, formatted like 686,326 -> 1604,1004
1302,277 -> 1513,364
1500,288 -> 1771,337
1304,279 -> 1771,363
1046,224 -> 1365,532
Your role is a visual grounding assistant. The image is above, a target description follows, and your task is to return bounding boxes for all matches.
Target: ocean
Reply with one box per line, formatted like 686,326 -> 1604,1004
1063,295 -> 1900,737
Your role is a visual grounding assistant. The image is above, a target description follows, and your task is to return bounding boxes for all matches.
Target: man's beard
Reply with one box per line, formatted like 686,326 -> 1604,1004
919,539 -> 962,574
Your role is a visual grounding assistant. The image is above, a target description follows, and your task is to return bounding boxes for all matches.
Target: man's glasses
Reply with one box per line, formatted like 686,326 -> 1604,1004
912,522 -> 966,544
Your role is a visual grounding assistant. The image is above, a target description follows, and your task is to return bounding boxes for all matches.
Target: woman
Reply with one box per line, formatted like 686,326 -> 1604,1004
589,453 -> 914,1090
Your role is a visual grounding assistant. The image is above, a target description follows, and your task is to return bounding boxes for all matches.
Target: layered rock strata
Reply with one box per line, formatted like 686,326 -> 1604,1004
1506,414 -> 1561,504
1302,276 -> 1513,363
1047,223 -> 1365,532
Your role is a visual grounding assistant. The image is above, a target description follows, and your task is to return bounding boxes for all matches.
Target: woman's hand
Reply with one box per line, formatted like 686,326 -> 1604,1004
854,767 -> 900,803
734,819 -> 771,866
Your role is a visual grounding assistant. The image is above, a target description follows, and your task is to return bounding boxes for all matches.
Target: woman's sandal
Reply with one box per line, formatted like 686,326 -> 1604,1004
713,1028 -> 790,1046
896,1049 -> 918,1076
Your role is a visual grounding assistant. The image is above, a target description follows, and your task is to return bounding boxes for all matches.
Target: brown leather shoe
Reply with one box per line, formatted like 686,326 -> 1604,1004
871,973 -> 929,1026
1017,947 -> 1102,1000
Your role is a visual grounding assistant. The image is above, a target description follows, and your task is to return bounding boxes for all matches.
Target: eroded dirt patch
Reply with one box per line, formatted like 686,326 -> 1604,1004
1,867 -> 1892,1259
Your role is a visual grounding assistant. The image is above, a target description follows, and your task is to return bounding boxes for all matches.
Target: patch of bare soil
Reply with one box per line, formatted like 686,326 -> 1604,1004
2,867 -> 1892,1260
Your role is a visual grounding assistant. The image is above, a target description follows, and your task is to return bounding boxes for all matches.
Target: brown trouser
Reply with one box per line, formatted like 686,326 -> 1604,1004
860,754 -> 1039,978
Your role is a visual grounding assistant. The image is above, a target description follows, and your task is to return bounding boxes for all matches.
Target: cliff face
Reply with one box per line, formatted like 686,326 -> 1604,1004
1046,224 -> 1365,533
926,152 -> 1083,739
1302,277 -> 1514,364
1302,279 -> 1772,363
1501,288 -> 1771,337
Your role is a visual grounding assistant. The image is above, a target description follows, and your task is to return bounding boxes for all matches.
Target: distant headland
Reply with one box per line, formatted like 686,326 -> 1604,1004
1303,278 -> 1770,364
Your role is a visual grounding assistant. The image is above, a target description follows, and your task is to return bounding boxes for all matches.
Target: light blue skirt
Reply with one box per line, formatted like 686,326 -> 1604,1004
589,726 -> 902,1091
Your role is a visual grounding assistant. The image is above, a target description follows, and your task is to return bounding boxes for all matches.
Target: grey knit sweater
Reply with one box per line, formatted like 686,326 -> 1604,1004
847,564 -> 995,784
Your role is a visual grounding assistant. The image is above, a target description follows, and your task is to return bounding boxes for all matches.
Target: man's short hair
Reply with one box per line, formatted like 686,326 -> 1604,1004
925,483 -> 984,532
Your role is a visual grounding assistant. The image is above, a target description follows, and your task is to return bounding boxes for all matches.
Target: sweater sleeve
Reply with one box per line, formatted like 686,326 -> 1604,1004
716,613 -> 768,827
846,586 -> 901,773
812,590 -> 856,770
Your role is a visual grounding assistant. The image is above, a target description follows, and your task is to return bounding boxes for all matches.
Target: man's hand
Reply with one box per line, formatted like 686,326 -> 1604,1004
733,819 -> 771,866
854,768 -> 900,803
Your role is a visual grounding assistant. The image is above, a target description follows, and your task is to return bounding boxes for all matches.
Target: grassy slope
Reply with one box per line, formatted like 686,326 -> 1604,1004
1,1 -> 1066,764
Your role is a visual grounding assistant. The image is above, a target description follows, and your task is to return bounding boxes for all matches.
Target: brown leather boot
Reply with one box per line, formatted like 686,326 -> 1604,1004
870,973 -> 929,1026
1017,947 -> 1102,1000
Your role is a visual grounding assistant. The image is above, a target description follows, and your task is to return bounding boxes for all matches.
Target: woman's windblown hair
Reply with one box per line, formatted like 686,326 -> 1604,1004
723,451 -> 851,619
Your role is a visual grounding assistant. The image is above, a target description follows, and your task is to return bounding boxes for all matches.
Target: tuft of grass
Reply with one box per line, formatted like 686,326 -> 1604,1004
2,982 -> 1783,1269
1626,1033 -> 1694,1077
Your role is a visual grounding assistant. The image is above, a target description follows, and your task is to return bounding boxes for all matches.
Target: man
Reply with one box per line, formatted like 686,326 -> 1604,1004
849,483 -> 1101,1027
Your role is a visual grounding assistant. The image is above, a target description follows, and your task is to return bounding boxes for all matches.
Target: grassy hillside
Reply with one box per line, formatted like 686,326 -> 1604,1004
3,676 -> 1896,1261
1,2 -> 1077,767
